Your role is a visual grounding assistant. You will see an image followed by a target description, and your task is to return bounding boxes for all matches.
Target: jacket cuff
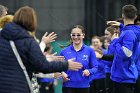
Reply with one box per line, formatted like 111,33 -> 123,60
63,61 -> 69,71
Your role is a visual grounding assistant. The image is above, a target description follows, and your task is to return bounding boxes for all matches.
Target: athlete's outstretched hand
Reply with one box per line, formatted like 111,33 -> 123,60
61,72 -> 70,82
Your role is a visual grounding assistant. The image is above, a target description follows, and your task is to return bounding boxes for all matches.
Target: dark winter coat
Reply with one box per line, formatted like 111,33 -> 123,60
0,22 -> 68,93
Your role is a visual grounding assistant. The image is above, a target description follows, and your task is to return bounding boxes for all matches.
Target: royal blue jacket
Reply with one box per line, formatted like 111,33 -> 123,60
120,24 -> 140,76
39,78 -> 54,83
111,24 -> 140,83
0,22 -> 68,93
105,39 -> 117,73
60,44 -> 98,88
136,44 -> 140,76
92,49 -> 107,80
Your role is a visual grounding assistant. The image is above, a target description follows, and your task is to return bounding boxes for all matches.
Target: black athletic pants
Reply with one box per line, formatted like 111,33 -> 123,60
134,76 -> 140,93
39,82 -> 54,93
113,81 -> 134,93
90,78 -> 105,93
62,87 -> 89,93
105,73 -> 114,93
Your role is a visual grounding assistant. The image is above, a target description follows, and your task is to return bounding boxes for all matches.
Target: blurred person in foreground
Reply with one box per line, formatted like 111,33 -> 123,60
37,44 -> 62,93
0,6 -> 82,93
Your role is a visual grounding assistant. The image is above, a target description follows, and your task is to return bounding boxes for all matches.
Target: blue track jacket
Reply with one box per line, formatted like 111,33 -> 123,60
111,24 -> 140,83
105,39 -> 117,73
92,49 -> 107,80
136,44 -> 140,76
60,44 -> 98,88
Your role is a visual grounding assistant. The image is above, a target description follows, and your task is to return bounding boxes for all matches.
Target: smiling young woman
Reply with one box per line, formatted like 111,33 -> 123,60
60,25 -> 98,93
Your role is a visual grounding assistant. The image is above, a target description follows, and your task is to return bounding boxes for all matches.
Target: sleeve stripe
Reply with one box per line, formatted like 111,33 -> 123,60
122,46 -> 132,57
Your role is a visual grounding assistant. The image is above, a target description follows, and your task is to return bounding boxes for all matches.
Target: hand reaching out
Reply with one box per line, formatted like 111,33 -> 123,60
95,51 -> 103,59
61,72 -> 70,82
68,58 -> 83,71
46,52 -> 65,62
94,49 -> 103,55
107,21 -> 121,27
54,72 -> 62,79
41,32 -> 57,44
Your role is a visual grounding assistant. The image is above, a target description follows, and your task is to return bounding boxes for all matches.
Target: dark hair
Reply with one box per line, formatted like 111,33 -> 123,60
122,5 -> 137,19
72,25 -> 85,33
105,26 -> 115,35
59,25 -> 85,49
134,14 -> 140,25
0,5 -> 8,17
13,6 -> 37,32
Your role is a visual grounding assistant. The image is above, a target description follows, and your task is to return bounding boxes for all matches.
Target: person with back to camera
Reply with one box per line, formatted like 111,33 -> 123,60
0,6 -> 82,93
106,5 -> 140,93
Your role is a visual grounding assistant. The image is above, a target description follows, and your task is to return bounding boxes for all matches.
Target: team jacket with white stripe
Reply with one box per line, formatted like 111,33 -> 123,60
111,24 -> 140,83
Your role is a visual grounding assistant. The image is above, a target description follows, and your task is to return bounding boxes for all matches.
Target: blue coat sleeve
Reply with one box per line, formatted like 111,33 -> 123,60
113,31 -> 136,59
87,48 -> 98,75
107,38 -> 118,55
28,39 -> 68,73
119,23 -> 124,33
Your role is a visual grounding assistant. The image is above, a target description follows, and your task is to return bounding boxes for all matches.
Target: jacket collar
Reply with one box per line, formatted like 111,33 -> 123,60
70,43 -> 85,52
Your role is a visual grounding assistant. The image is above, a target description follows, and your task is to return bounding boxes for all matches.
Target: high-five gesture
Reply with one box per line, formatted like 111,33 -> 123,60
68,58 -> 83,71
41,32 -> 57,44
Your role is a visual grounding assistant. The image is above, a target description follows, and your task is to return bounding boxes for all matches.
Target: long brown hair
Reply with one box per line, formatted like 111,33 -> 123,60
13,6 -> 37,32
105,26 -> 115,36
